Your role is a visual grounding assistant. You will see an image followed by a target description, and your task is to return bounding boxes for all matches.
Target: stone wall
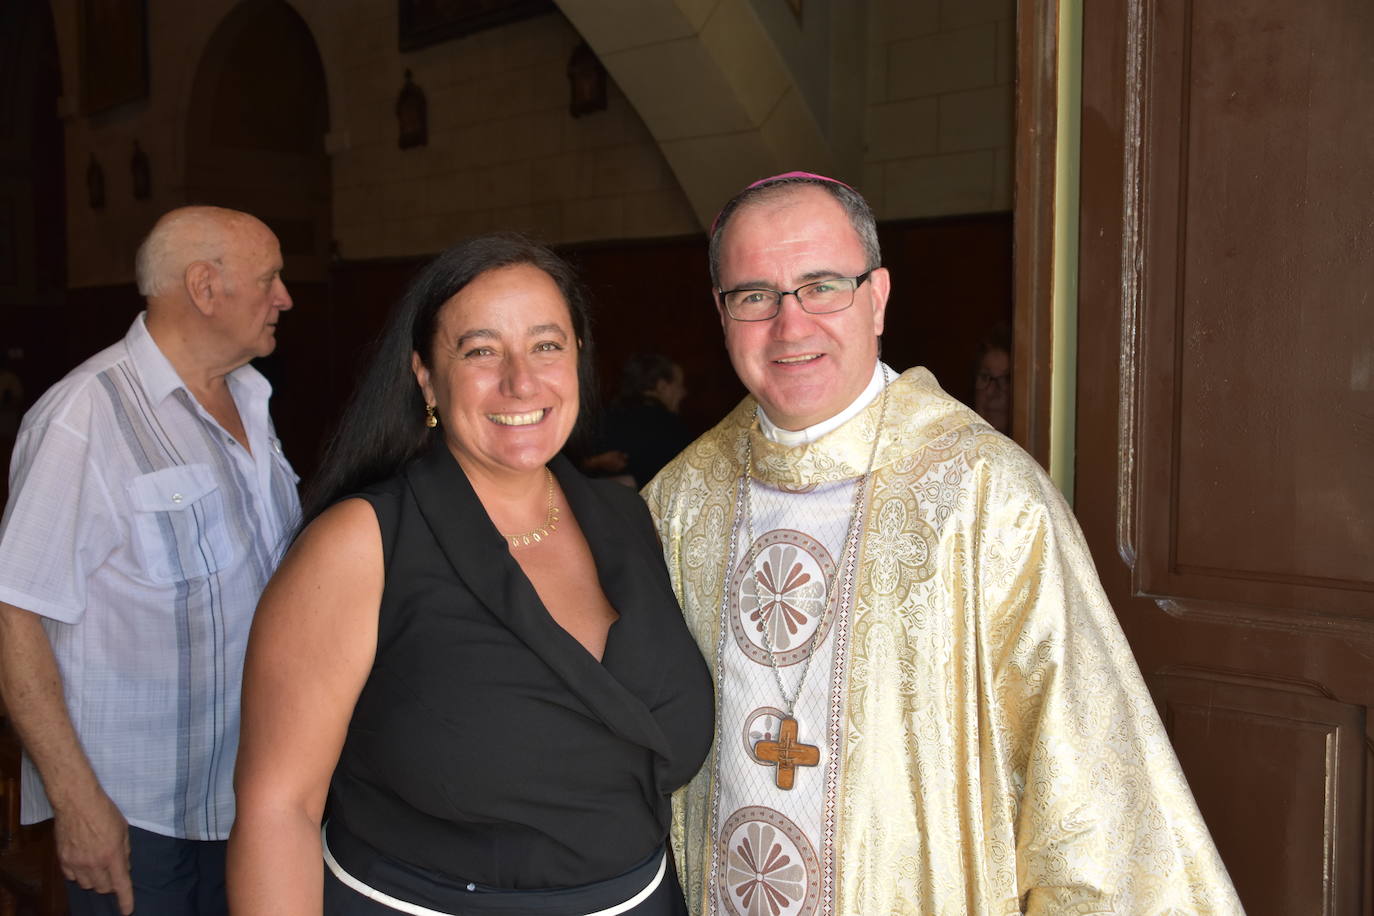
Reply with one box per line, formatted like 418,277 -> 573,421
864,0 -> 1015,218
51,2 -> 699,285
47,0 -> 1014,288
324,9 -> 699,259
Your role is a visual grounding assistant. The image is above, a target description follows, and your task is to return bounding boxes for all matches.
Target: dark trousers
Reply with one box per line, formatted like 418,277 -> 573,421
65,826 -> 227,916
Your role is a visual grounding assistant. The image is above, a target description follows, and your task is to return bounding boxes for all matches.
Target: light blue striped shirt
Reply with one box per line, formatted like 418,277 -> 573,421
0,313 -> 300,840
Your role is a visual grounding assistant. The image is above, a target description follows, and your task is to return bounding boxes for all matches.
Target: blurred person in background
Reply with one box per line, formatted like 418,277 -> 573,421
973,321 -> 1012,435
582,352 -> 693,489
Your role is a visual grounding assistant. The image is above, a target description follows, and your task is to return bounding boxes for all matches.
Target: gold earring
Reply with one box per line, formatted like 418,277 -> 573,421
425,404 -> 438,428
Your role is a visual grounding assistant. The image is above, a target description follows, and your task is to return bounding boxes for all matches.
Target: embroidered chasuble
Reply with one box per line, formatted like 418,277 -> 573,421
643,368 -> 1242,916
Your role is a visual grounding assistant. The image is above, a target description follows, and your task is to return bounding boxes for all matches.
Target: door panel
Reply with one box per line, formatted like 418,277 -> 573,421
1074,0 -> 1374,912
1151,672 -> 1366,914
1130,0 -> 1374,626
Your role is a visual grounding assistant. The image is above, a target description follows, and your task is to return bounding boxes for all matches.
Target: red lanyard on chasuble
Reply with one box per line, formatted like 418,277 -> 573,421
738,368 -> 890,789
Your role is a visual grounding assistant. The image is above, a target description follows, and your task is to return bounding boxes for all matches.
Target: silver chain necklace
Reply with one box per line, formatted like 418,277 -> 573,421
739,367 -> 890,788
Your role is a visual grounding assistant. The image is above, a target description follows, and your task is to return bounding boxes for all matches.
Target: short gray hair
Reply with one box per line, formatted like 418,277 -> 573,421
708,175 -> 881,288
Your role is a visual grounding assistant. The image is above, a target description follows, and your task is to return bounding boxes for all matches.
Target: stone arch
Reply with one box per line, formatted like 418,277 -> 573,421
555,0 -> 866,227
184,0 -> 332,281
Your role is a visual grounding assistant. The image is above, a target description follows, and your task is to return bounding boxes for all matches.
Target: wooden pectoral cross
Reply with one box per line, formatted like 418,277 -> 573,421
754,717 -> 820,790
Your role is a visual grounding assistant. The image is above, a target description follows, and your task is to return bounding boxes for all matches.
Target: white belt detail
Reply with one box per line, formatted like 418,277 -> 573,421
321,827 -> 666,916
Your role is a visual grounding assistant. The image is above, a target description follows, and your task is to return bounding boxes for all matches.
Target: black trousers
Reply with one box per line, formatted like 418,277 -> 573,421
65,826 -> 227,916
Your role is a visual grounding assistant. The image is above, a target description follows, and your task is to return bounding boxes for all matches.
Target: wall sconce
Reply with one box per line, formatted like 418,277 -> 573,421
86,154 -> 105,210
567,42 -> 606,118
131,141 -> 151,200
396,69 -> 428,150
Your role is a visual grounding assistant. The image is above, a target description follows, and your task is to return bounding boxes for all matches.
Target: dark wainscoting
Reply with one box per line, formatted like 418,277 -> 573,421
877,213 -> 1013,410
1,212 -> 1010,493
562,212 -> 1013,444
0,282 -> 334,490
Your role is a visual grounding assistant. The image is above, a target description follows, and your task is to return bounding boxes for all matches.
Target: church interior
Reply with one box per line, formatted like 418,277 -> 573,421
0,0 -> 1370,913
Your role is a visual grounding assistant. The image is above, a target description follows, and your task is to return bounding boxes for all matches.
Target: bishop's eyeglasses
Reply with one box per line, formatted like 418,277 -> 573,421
717,270 -> 873,322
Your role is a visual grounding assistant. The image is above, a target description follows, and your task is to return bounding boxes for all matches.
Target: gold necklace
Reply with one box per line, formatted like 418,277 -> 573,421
503,467 -> 559,548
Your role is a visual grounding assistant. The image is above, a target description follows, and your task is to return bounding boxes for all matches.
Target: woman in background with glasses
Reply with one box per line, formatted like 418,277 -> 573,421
972,322 -> 1012,435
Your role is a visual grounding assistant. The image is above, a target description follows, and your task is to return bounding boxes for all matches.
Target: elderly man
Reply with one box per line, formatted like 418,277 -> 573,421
643,174 -> 1242,914
0,206 -> 300,915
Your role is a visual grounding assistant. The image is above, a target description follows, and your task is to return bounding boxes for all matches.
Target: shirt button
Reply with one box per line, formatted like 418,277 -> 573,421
171,493 -> 183,504
465,883 -> 476,892
273,439 -> 283,454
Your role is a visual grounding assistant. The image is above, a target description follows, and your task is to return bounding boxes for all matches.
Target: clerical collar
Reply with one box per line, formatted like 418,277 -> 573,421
758,362 -> 893,446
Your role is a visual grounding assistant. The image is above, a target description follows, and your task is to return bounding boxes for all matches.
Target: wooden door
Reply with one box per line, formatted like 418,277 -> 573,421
1074,1 -> 1373,913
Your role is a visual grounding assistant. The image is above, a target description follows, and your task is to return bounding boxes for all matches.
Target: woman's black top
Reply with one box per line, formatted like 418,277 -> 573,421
326,442 -> 713,890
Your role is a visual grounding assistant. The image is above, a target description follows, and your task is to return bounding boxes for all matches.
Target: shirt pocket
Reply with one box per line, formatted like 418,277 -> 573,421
126,463 -> 239,584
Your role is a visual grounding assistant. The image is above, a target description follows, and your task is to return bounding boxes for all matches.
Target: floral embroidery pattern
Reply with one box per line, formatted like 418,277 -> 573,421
729,531 -> 837,666
718,809 -> 819,916
916,460 -> 968,528
730,825 -> 802,914
686,502 -> 728,573
866,493 -> 937,595
745,544 -> 825,651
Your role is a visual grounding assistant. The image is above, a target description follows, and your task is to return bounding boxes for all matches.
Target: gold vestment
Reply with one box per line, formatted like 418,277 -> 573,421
644,368 -> 1242,915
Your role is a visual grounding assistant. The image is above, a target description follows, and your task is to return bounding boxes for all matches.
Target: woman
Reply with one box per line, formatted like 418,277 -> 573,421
227,235 -> 714,914
971,323 -> 1011,435
581,353 -> 693,489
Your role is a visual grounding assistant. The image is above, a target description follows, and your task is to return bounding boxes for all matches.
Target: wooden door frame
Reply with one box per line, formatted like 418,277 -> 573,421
1012,0 -> 1060,468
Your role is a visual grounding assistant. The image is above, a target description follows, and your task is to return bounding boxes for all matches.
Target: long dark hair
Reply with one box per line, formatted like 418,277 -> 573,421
300,233 -> 597,526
